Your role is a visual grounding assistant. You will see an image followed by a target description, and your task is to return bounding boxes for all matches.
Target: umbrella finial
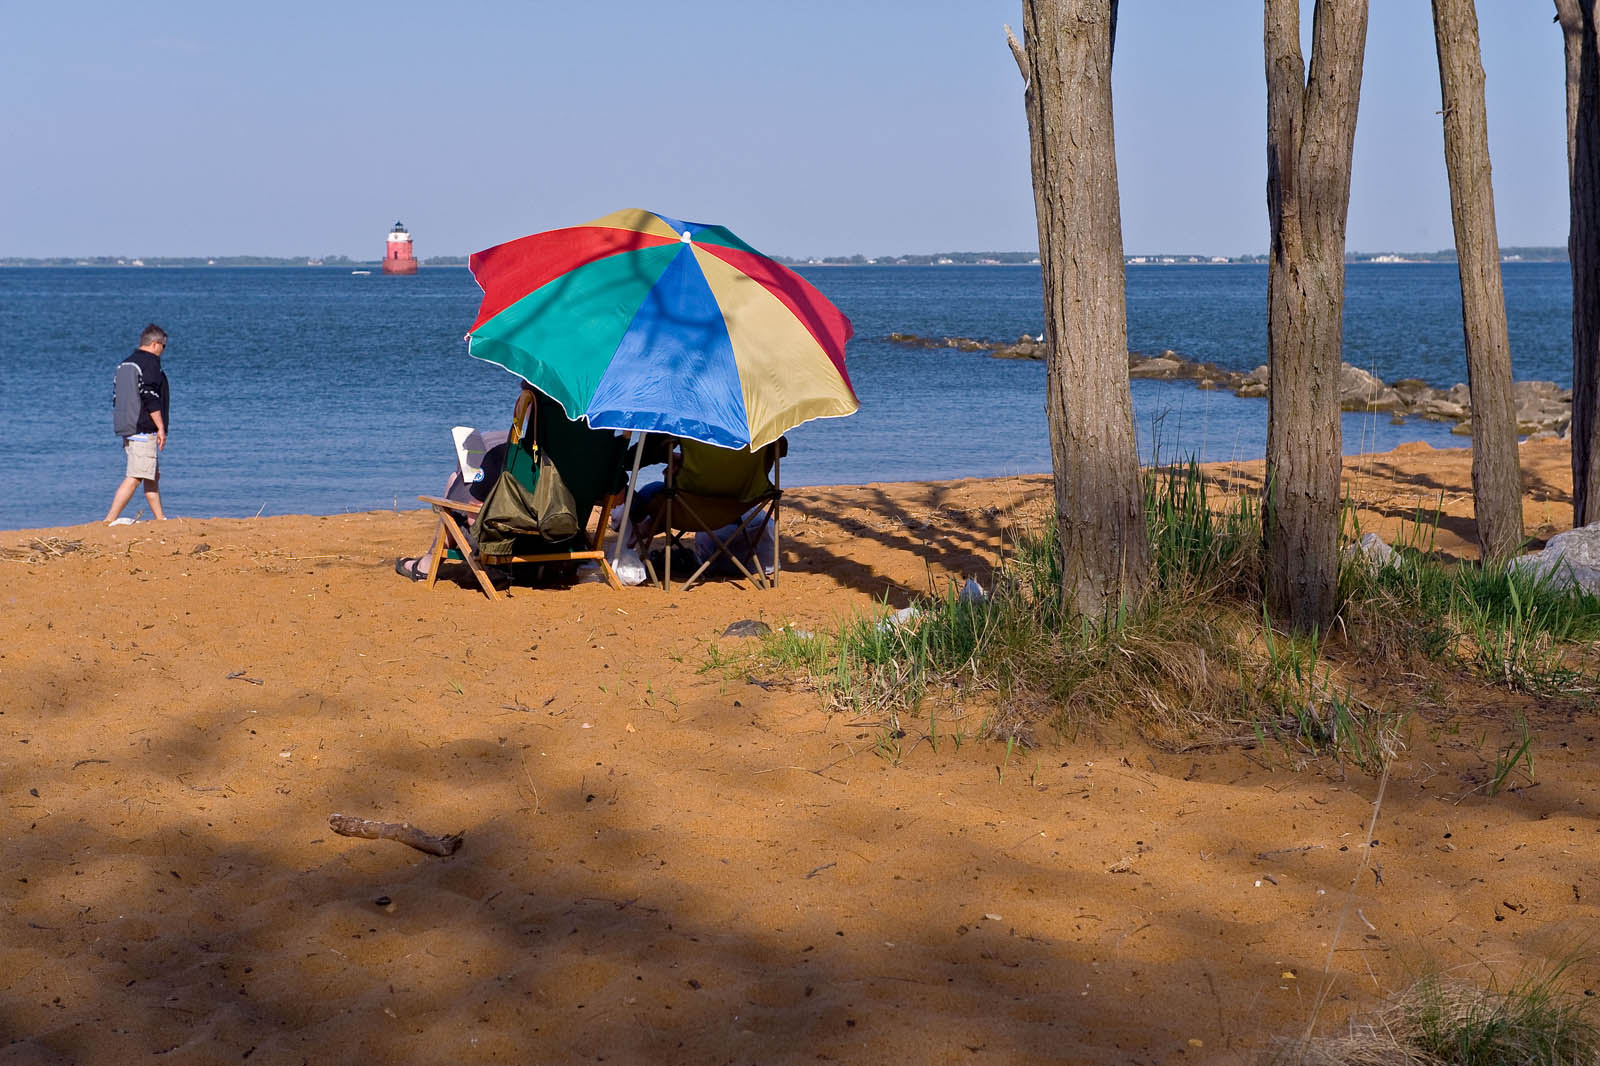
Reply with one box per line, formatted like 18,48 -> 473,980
678,229 -> 693,244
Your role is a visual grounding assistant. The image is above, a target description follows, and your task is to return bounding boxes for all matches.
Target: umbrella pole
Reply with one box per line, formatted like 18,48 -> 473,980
613,432 -> 647,570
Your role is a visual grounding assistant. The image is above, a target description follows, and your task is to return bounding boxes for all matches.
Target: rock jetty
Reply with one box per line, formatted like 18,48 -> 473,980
885,332 -> 1572,438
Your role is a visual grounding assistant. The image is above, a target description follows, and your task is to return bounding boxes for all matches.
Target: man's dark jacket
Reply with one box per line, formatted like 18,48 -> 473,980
112,349 -> 169,437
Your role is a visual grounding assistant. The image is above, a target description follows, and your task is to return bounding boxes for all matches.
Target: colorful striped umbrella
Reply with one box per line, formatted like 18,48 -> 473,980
465,208 -> 858,451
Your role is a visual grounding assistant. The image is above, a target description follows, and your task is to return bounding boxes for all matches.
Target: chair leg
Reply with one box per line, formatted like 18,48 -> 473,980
662,497 -> 672,593
739,511 -> 774,589
641,530 -> 659,588
678,502 -> 767,591
424,519 -> 448,590
589,490 -> 624,590
435,508 -> 498,600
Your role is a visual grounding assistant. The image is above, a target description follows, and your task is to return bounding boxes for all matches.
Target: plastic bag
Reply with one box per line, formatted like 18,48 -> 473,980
692,508 -> 776,577
610,532 -> 649,586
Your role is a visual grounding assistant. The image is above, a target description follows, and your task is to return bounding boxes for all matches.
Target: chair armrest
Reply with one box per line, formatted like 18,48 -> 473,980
418,495 -> 483,516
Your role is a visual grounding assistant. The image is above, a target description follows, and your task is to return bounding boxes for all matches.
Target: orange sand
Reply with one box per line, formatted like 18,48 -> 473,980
3,438 -> 1597,1064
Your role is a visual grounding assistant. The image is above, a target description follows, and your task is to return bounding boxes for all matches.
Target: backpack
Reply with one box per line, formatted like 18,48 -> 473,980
112,359 -> 143,437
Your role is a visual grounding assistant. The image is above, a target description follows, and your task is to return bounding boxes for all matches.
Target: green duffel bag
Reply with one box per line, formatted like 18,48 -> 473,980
475,440 -> 579,557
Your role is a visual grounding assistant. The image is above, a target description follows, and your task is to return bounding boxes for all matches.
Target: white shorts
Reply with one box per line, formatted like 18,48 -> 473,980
123,436 -> 159,480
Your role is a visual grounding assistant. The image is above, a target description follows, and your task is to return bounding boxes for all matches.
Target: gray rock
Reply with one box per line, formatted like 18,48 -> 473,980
889,331 -> 1581,437
1342,532 -> 1398,571
887,332 -> 935,347
1391,378 -> 1435,405
1338,365 -> 1408,411
1510,522 -> 1600,594
721,619 -> 773,639
990,340 -> 1043,359
1338,364 -> 1389,408
1366,387 -> 1407,412
1129,356 -> 1186,378
1418,398 -> 1468,422
1513,380 -> 1566,403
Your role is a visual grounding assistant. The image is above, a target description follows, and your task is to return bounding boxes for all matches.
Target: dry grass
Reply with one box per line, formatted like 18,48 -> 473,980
1275,964 -> 1600,1066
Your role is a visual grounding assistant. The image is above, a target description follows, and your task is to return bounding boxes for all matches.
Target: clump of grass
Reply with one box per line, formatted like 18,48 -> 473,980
1144,458 -> 1261,598
1280,964 -> 1600,1066
761,464 -> 1275,744
1454,571 -> 1588,694
763,457 -> 1599,763
808,579 -> 1018,716
1254,614 -> 1406,775
1486,713 -> 1535,797
1407,969 -> 1600,1066
1342,529 -> 1600,695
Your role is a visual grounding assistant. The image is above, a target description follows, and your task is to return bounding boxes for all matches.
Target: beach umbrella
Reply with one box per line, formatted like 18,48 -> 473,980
464,208 -> 858,451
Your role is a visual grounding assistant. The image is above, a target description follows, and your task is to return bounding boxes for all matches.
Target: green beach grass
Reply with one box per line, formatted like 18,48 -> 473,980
754,460 -> 1600,772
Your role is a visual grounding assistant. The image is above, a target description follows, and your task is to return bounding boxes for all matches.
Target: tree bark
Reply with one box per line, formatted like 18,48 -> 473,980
1558,0 -> 1584,182
1556,0 -> 1600,525
1263,0 -> 1369,633
1431,0 -> 1523,559
1011,1 -> 1151,618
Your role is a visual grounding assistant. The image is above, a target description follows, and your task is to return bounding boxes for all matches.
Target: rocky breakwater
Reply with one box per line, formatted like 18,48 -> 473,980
885,332 -> 1573,439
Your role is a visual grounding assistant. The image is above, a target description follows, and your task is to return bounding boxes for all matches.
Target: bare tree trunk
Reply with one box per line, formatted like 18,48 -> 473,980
1008,1 -> 1151,618
1263,0 -> 1369,633
1556,0 -> 1600,524
1431,0 -> 1523,559
1559,0 -> 1583,180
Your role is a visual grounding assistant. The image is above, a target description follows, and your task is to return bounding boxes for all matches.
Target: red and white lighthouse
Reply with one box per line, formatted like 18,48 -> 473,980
383,220 -> 418,275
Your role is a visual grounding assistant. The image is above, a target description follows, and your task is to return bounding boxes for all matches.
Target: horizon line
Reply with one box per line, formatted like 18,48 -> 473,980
0,243 -> 1571,265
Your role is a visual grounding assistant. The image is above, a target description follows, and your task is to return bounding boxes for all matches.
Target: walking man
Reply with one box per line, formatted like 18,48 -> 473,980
106,323 -> 171,523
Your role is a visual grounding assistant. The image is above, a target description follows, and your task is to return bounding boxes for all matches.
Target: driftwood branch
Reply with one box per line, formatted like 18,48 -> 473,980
328,814 -> 463,856
1004,24 -> 1030,85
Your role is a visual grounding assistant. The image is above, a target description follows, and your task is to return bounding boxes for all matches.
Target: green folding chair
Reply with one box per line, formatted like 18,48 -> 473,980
638,437 -> 785,592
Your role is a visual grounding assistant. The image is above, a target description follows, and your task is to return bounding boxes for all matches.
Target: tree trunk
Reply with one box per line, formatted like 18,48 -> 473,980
1558,0 -> 1583,181
1556,0 -> 1600,525
1010,1 -> 1151,618
1263,0 -> 1369,633
1431,0 -> 1524,559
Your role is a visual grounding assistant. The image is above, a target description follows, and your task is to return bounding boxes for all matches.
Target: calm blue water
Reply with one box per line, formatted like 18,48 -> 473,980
0,262 -> 1572,530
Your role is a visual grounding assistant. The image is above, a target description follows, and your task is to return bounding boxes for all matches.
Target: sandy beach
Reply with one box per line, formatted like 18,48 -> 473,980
4,438 -> 1598,1065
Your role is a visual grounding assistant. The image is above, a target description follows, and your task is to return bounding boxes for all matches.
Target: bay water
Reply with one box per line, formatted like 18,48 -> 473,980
0,262 -> 1572,531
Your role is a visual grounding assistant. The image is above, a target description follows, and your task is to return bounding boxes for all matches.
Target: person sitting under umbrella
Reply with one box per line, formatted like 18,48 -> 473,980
397,382 -> 633,584
620,437 -> 782,591
625,437 -> 775,542
393,387 -> 525,582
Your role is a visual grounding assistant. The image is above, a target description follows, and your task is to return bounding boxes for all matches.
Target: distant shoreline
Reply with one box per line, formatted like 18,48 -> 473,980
0,258 -> 466,269
0,255 -> 1570,269
0,245 -> 1569,269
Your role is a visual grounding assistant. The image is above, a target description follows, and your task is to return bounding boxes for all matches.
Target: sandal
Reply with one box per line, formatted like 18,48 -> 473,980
394,557 -> 428,582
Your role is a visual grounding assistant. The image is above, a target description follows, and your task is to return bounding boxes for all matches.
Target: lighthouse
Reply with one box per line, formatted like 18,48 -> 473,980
383,221 -> 418,275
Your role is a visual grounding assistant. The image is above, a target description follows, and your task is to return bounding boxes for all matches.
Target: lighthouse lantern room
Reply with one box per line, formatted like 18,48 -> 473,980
383,221 -> 418,275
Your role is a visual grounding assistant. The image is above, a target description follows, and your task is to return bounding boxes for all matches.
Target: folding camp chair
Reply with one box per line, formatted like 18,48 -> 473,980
418,389 -> 628,599
638,437 -> 785,592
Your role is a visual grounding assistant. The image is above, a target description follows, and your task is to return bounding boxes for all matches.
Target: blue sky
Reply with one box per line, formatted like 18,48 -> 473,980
0,2 -> 1569,259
